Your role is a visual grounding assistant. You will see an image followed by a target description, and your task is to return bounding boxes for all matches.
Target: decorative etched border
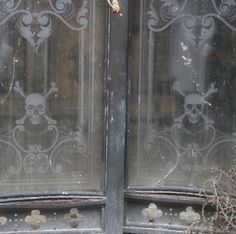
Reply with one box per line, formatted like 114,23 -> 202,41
133,0 -> 236,187
0,0 -> 89,53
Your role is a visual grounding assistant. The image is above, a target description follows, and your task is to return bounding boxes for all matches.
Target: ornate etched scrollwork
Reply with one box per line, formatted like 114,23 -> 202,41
17,12 -> 52,54
143,80 -> 236,186
12,82 -> 59,174
148,0 -> 236,53
0,81 -> 88,180
181,15 -> 216,53
159,0 -> 187,22
48,0 -> 88,28
0,0 -> 21,13
137,0 -> 236,187
0,0 -> 89,53
148,0 -> 189,32
50,130 -> 88,175
211,0 -> 236,22
148,0 -> 236,32
49,0 -> 74,14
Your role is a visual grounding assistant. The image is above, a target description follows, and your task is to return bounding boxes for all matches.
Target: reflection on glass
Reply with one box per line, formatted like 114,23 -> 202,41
127,0 -> 236,189
0,0 -> 105,195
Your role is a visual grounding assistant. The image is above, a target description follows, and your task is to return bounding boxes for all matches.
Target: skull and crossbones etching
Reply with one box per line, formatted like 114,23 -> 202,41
173,82 -> 218,125
13,81 -> 58,126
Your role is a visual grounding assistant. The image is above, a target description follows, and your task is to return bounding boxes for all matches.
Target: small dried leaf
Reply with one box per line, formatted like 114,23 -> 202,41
107,0 -> 123,16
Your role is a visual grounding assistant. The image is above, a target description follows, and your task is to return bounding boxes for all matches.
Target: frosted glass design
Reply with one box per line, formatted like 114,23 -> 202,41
127,0 -> 236,189
0,0 -> 105,195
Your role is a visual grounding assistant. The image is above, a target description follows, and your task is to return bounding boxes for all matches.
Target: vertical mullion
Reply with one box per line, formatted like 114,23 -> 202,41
105,0 -> 128,233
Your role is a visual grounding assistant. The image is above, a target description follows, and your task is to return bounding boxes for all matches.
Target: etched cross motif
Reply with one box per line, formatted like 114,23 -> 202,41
142,203 -> 163,223
0,216 -> 7,226
179,206 -> 201,224
25,210 -> 46,230
65,208 -> 83,228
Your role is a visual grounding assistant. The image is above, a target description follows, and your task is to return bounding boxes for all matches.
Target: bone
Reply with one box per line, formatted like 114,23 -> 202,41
13,81 -> 26,98
204,82 -> 218,99
45,82 -> 58,99
44,115 -> 57,125
16,114 -> 27,125
174,113 -> 186,123
202,115 -> 214,125
173,81 -> 186,97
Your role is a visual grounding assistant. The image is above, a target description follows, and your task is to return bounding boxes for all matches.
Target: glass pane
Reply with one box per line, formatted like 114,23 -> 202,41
0,0 -> 105,195
127,0 -> 236,189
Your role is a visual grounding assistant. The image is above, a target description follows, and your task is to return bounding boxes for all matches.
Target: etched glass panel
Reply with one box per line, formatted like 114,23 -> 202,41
0,0 -> 105,194
127,0 -> 236,189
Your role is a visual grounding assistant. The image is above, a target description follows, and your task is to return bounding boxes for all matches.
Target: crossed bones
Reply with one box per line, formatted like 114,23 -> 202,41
13,81 -> 58,125
173,81 -> 218,125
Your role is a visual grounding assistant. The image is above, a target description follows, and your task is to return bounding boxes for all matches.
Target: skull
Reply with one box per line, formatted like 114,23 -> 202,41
184,94 -> 204,124
25,94 -> 46,125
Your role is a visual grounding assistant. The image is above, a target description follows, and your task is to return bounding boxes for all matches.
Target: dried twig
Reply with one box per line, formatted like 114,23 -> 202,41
185,167 -> 236,233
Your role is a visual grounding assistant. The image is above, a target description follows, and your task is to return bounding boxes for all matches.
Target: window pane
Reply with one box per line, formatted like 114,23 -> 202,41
127,0 -> 236,189
0,0 -> 105,195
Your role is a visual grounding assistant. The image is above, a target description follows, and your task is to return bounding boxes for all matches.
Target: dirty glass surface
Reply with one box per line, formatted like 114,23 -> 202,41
0,0 -> 105,195
127,0 -> 236,189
